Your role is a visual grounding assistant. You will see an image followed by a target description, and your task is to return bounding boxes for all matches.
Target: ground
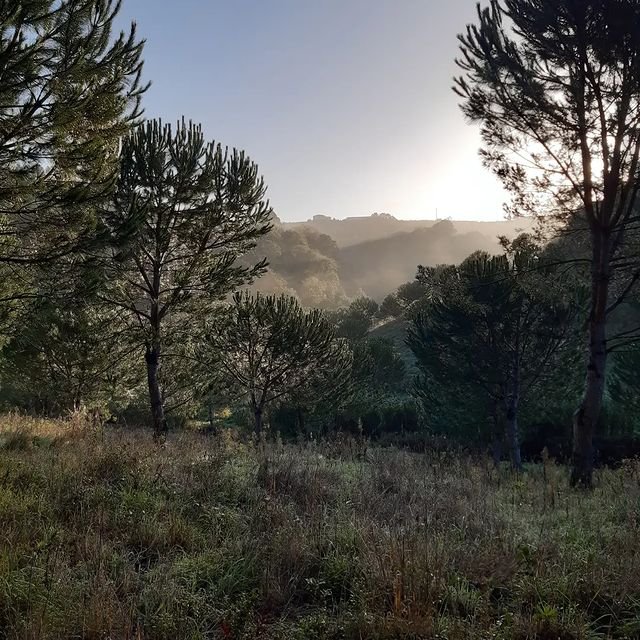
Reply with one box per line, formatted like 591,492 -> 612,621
0,414 -> 639,639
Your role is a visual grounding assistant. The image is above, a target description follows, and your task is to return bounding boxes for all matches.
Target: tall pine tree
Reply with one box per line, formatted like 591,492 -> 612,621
455,0 -> 640,485
103,119 -> 272,438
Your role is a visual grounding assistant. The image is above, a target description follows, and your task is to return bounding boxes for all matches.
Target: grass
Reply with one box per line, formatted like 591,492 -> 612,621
0,414 -> 639,639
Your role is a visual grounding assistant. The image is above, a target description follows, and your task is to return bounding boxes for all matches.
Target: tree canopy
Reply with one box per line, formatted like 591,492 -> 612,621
0,0 -> 146,267
205,292 -> 352,434
409,238 -> 579,468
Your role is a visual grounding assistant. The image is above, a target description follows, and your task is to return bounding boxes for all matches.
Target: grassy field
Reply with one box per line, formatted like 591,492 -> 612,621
0,414 -> 639,639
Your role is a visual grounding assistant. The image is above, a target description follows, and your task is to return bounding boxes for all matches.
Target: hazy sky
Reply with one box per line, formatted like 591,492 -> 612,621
119,0 -> 507,222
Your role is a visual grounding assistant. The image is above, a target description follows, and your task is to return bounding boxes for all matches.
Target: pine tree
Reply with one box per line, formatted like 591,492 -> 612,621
205,292 -> 352,435
408,240 -> 579,469
0,297 -> 137,415
103,119 -> 273,438
455,0 -> 640,486
0,0 -> 146,269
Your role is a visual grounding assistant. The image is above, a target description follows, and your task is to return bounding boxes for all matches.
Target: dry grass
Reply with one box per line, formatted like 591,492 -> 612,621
0,414 -> 639,639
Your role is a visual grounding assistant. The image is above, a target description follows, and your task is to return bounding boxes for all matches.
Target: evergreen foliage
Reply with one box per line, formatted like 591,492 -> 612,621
408,238 -> 580,467
456,0 -> 640,485
102,119 -> 272,437
0,0 -> 146,267
205,292 -> 352,434
0,298 -> 136,414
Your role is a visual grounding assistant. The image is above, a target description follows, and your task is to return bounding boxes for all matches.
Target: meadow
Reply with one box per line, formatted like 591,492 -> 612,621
0,414 -> 638,639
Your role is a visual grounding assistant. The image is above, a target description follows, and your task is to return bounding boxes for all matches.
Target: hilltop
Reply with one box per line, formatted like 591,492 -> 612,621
284,212 -> 533,248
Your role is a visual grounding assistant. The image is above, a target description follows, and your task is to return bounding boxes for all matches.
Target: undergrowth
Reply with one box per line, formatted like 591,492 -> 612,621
0,413 -> 639,639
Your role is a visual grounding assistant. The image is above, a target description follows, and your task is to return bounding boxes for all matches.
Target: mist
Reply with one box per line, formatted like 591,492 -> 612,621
250,213 -> 534,306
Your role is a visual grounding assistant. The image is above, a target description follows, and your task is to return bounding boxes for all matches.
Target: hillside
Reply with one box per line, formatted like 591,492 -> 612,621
251,215 -> 533,306
337,219 -> 512,300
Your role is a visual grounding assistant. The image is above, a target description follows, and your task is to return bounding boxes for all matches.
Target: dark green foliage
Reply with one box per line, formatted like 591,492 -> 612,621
606,344 -> 640,435
102,118 -> 272,436
396,280 -> 427,310
0,299 -> 137,415
0,0 -> 146,267
455,0 -> 640,485
377,293 -> 404,319
268,334 -> 413,440
326,337 -> 413,439
408,238 -> 580,467
109,118 -> 272,313
332,297 -> 379,341
353,338 -> 406,393
349,296 -> 379,318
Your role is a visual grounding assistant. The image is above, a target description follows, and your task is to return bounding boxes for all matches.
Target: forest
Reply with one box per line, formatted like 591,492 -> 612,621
1,1 -> 640,638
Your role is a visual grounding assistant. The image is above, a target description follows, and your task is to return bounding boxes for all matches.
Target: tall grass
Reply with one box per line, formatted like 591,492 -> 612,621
0,414 -> 638,639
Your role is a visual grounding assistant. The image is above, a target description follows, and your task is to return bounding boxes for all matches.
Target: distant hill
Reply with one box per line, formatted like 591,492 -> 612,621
249,213 -> 535,307
245,225 -> 350,309
285,212 -> 533,248
337,219 -> 516,300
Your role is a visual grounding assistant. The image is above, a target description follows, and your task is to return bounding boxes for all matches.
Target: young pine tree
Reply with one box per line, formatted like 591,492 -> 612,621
102,119 -> 272,438
408,241 -> 579,469
205,293 -> 352,435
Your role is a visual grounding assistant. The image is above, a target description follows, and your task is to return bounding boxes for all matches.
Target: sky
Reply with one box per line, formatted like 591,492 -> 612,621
118,0 -> 508,222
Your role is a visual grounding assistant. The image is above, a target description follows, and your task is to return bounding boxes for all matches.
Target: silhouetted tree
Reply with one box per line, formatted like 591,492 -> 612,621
377,294 -> 404,319
103,119 -> 272,438
333,297 -> 379,341
456,0 -> 640,485
409,241 -> 579,469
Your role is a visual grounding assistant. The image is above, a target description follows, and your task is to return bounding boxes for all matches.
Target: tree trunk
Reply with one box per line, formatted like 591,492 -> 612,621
505,346 -> 522,471
505,395 -> 522,471
296,407 -> 305,436
254,406 -> 263,435
572,235 -> 610,488
490,399 -> 503,467
207,401 -> 217,435
572,316 -> 607,487
145,345 -> 166,440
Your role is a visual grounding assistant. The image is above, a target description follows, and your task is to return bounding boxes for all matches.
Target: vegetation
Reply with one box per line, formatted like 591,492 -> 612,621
409,239 -> 580,470
0,0 -> 146,295
0,298 -> 135,414
204,293 -> 351,434
103,119 -> 272,438
1,0 -> 640,637
0,415 -> 639,639
248,218 -> 523,308
456,0 -> 640,486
